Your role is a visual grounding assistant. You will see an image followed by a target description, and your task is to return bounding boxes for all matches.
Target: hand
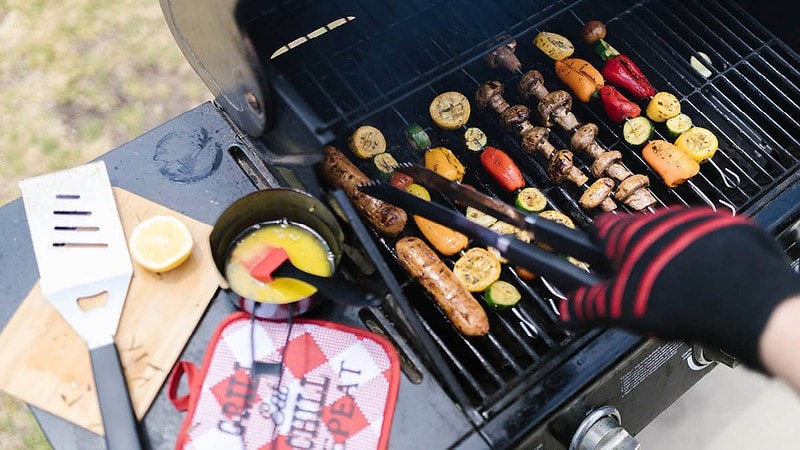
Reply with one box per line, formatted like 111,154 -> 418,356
560,206 -> 800,372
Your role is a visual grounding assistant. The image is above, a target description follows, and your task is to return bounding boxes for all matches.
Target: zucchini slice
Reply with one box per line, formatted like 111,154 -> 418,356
464,127 -> 488,151
665,113 -> 693,139
538,210 -> 575,229
490,220 -> 532,243
406,183 -> 431,201
623,116 -> 654,146
466,206 -> 498,227
405,123 -> 431,151
373,153 -> 399,179
674,126 -> 719,163
515,187 -> 547,212
349,125 -> 387,159
534,31 -> 575,61
485,280 -> 522,309
593,38 -> 620,61
646,92 -> 681,122
453,248 -> 502,292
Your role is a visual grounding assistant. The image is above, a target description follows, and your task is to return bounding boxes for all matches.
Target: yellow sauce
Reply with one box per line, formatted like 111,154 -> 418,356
225,221 -> 334,304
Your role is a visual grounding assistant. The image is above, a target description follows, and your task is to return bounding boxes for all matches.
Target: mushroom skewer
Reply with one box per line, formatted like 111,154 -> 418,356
475,81 -> 618,212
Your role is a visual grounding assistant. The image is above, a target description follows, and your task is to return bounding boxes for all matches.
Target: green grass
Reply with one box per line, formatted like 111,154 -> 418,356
0,0 -> 211,446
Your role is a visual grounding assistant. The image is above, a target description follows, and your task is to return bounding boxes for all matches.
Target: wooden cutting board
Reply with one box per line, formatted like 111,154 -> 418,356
0,187 -> 222,435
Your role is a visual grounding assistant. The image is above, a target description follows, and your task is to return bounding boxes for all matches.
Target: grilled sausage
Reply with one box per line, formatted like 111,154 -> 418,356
319,146 -> 407,236
395,237 -> 489,336
642,140 -> 700,188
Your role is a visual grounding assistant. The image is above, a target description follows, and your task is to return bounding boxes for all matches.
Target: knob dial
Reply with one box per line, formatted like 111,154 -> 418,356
569,406 -> 640,450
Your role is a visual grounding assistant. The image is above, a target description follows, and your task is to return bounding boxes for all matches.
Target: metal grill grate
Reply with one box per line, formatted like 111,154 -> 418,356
248,0 -> 800,416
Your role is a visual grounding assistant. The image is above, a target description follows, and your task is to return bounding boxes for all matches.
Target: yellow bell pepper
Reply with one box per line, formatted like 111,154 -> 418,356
424,146 -> 465,182
406,183 -> 468,256
555,58 -> 604,102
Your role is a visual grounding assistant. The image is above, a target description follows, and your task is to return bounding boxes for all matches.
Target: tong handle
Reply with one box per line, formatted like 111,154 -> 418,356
273,263 -> 382,308
500,236 -> 602,291
524,214 -> 607,267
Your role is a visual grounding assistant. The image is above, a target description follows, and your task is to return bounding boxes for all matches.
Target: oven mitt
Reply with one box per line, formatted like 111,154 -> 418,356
559,206 -> 800,372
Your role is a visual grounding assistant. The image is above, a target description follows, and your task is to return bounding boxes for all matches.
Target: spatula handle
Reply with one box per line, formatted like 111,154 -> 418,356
90,343 -> 145,450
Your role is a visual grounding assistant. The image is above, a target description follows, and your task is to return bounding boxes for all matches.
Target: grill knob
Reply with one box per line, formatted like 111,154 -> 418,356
569,406 -> 640,450
691,344 -> 739,368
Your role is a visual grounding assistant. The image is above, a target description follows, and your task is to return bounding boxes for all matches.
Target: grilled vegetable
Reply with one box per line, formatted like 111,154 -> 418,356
466,206 -> 498,228
389,171 -> 414,190
429,91 -> 471,130
666,113 -> 693,138
424,146 -> 466,182
373,153 -> 399,179
539,210 -> 575,229
537,210 -> 575,252
555,58 -> 604,102
623,116 -> 654,145
349,125 -> 387,159
515,187 -> 547,212
674,126 -> 719,163
405,123 -> 431,151
600,85 -> 641,123
453,247 -> 502,292
534,31 -> 575,60
646,92 -> 681,122
642,140 -> 700,187
582,20 -> 606,45
490,220 -> 532,243
602,54 -> 657,100
319,146 -> 407,236
406,183 -> 469,256
690,52 -> 713,78
480,146 -> 525,192
485,280 -> 522,308
464,127 -> 487,151
395,237 -> 489,336
406,183 -> 431,200
515,266 -> 537,280
594,38 -> 620,61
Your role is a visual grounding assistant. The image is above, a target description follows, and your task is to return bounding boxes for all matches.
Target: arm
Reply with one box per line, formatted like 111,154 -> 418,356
559,206 -> 800,374
760,295 -> 800,392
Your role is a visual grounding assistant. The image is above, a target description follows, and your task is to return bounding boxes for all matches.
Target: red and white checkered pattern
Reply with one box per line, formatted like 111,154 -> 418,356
170,312 -> 399,450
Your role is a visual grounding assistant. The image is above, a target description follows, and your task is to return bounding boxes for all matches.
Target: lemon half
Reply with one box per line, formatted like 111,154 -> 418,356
129,215 -> 193,272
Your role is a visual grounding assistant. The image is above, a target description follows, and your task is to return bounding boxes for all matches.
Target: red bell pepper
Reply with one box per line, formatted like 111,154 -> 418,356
600,85 -> 641,123
389,171 -> 414,190
602,54 -> 657,100
480,146 -> 525,192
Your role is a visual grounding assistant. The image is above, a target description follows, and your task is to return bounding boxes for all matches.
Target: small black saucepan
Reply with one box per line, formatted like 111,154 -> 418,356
210,188 -> 373,320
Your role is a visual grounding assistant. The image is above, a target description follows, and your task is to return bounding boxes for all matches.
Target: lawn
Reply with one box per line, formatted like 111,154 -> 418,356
0,0 -> 211,447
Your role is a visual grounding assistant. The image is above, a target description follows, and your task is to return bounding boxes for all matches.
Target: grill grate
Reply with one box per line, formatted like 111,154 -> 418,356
249,0 -> 800,416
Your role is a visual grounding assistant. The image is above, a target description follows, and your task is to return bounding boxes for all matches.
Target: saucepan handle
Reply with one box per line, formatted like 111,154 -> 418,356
89,342 -> 145,450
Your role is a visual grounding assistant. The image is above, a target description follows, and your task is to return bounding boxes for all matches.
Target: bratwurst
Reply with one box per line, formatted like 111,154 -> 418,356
319,146 -> 407,236
395,237 -> 489,336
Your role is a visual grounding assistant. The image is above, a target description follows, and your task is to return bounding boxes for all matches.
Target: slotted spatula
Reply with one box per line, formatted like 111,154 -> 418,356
19,161 -> 143,449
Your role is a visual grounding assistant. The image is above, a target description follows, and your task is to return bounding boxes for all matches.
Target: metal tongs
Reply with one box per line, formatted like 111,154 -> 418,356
358,164 -> 607,291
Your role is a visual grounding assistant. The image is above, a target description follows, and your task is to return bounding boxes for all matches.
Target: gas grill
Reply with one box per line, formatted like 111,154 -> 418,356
5,0 -> 800,448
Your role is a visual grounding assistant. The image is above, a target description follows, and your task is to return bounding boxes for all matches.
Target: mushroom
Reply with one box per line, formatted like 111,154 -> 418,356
538,90 -> 580,131
484,37 -> 522,73
520,126 -> 556,159
580,177 -> 616,210
501,105 -> 535,136
517,70 -> 549,101
547,149 -> 588,186
615,174 -> 656,210
475,81 -> 510,113
588,150 -> 625,179
570,123 -> 604,158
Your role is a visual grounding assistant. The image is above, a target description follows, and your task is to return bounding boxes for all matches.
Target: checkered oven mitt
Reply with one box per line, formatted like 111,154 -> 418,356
168,312 -> 400,449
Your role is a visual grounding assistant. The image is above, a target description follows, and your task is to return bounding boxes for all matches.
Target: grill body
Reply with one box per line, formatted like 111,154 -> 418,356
161,0 -> 800,447
136,0 -> 800,447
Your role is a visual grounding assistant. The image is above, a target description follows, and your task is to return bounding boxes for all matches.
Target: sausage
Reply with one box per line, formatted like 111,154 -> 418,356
395,237 -> 489,336
642,140 -> 700,188
319,146 -> 407,236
